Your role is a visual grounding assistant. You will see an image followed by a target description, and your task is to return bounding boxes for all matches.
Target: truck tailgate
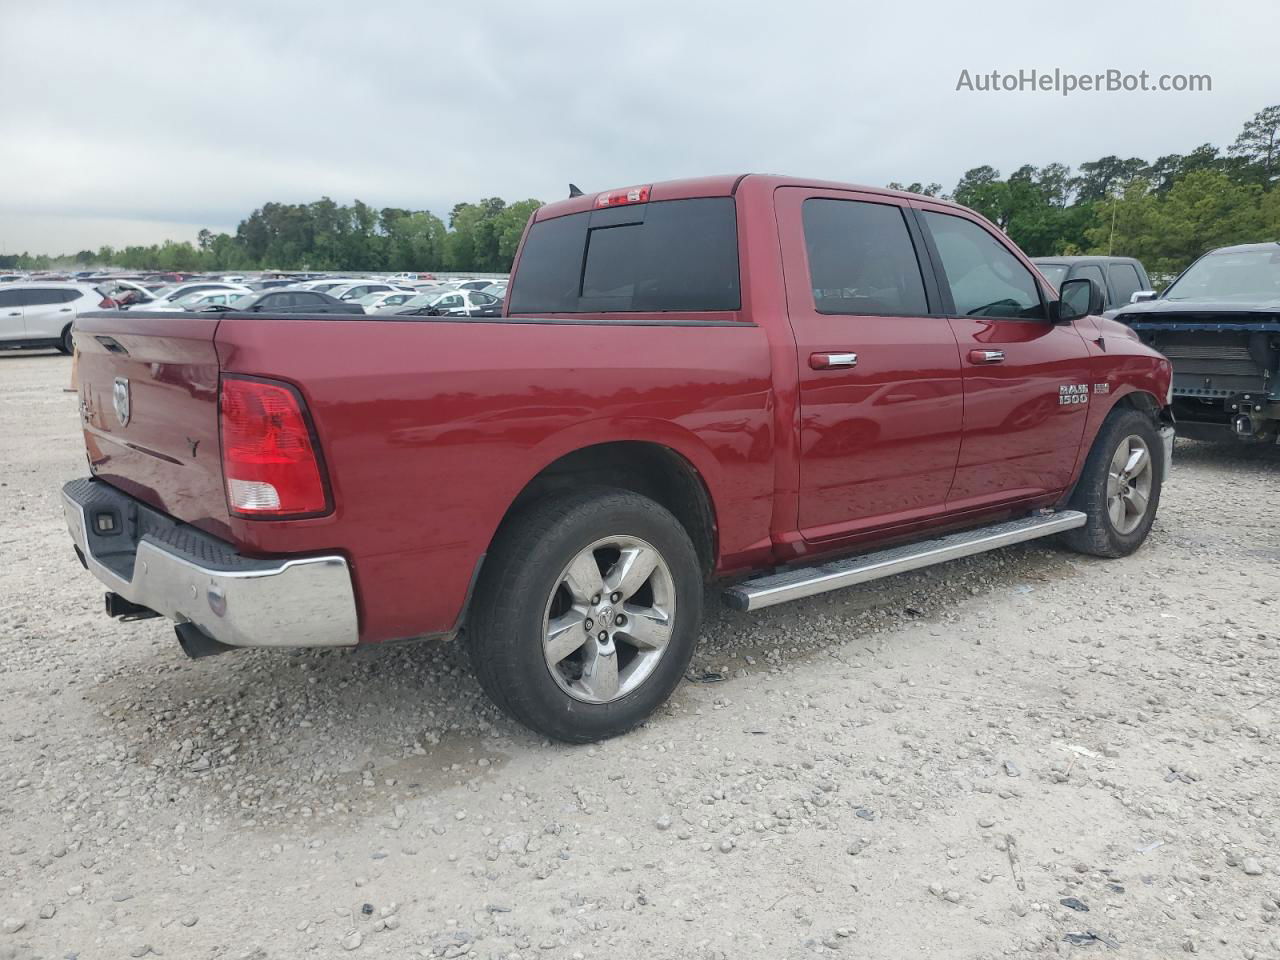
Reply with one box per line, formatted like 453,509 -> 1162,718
74,313 -> 232,538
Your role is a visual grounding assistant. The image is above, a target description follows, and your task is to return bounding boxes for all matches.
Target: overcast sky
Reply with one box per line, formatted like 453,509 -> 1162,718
2,0 -> 1277,253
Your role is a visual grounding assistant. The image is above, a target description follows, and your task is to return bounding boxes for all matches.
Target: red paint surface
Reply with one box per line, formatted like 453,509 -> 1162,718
73,175 -> 1172,644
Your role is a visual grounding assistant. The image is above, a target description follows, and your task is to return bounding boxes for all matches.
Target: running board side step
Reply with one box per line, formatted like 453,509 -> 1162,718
723,511 -> 1087,612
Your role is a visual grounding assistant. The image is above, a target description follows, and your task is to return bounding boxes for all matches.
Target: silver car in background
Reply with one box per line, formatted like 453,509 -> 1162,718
0,282 -> 114,354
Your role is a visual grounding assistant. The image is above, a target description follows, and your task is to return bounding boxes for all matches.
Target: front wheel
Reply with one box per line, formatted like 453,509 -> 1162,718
467,488 -> 703,743
1061,407 -> 1164,558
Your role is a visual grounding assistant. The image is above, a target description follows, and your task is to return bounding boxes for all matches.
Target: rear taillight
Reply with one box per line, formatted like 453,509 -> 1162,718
595,184 -> 651,208
219,376 -> 330,518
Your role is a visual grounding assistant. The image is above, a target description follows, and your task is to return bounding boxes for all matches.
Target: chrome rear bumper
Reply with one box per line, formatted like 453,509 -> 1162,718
62,478 -> 358,648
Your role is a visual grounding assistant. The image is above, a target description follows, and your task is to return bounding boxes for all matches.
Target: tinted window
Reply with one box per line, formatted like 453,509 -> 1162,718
1109,262 -> 1144,304
297,292 -> 325,304
265,293 -> 294,308
0,289 -> 21,308
472,292 -> 497,305
1074,264 -> 1108,304
1036,263 -> 1069,286
509,197 -> 740,313
923,212 -> 1045,319
22,287 -> 69,306
801,199 -> 929,316
1165,249 -> 1280,301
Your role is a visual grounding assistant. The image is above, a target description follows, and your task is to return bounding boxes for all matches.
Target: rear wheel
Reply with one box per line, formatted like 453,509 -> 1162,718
57,324 -> 74,356
467,488 -> 702,743
1062,407 -> 1164,557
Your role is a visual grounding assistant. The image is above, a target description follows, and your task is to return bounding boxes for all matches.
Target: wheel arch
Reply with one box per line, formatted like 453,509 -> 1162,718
489,436 -> 720,578
1059,387 -> 1166,510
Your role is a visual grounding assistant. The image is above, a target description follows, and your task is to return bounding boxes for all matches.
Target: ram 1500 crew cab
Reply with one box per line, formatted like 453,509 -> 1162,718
62,175 -> 1174,742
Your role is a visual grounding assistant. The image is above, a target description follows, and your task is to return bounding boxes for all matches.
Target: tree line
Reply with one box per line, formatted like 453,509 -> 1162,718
4,104 -> 1277,276
889,104 -> 1279,278
3,197 -> 542,274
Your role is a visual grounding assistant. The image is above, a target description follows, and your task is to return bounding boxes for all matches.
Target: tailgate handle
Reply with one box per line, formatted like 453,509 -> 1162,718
95,336 -> 129,355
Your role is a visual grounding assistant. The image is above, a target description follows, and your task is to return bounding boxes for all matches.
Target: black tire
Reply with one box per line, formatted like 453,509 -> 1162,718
467,487 -> 702,743
57,324 -> 74,356
1061,407 -> 1164,558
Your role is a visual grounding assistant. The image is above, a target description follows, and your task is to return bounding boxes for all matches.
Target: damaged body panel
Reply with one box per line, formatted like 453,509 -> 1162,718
1114,243 -> 1280,442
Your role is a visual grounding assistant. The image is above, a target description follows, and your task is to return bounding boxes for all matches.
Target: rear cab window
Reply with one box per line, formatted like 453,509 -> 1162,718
508,197 -> 740,315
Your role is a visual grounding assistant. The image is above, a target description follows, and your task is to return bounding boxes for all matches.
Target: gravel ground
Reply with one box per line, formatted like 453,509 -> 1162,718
2,350 -> 1279,960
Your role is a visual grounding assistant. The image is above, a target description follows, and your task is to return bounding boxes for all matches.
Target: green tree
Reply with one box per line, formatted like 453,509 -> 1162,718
1229,104 -> 1280,184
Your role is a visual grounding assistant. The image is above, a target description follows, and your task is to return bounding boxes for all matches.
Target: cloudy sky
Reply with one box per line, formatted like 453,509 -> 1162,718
1,0 -> 1276,253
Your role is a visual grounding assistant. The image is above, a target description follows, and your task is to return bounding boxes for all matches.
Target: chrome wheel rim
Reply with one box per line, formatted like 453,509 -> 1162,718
542,535 -> 676,704
1106,434 -> 1153,535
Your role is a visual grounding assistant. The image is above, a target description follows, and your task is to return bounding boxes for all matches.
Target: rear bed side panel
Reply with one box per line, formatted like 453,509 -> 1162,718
213,315 -> 774,644
73,313 -> 232,539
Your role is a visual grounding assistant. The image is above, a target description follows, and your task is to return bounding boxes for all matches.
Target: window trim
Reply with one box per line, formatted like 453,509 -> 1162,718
798,195 -> 937,319
910,205 -> 1051,323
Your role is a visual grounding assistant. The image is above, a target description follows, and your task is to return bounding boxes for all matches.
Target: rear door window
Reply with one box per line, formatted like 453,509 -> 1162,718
21,288 -> 67,306
508,197 -> 740,314
1074,264 -> 1108,305
800,198 -> 929,316
922,211 -> 1046,320
1109,262 -> 1144,304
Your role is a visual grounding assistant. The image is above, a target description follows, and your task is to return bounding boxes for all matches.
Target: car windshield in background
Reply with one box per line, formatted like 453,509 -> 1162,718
1164,248 -> 1280,301
507,197 -> 740,314
1036,263 -> 1069,286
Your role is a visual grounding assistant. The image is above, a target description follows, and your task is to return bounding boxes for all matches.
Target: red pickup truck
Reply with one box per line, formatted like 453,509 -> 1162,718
63,175 -> 1174,742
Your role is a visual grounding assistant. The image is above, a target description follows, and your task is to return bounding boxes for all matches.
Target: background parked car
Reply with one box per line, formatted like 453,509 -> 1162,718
326,281 -> 411,301
1110,241 -> 1280,442
292,278 -> 365,293
96,279 -> 156,307
0,282 -> 116,353
199,289 -> 365,314
128,282 -> 251,311
481,281 -> 508,300
177,290 -> 251,311
1031,256 -> 1153,312
357,291 -> 417,313
392,289 -> 503,317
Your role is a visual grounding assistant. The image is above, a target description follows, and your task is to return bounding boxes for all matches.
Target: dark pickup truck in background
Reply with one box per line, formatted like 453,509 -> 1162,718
1032,255 -> 1154,312
62,174 -> 1174,742
1112,241 -> 1280,442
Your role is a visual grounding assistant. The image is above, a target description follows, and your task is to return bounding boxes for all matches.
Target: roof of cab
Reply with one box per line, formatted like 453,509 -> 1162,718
1031,255 -> 1144,265
533,174 -> 967,221
1203,240 -> 1280,254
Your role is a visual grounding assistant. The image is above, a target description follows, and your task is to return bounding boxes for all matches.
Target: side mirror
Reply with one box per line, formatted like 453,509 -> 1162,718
1052,277 -> 1104,323
1130,290 -> 1158,303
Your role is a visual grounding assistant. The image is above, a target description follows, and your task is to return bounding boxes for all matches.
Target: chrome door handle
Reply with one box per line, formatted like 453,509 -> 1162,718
968,349 -> 1005,364
810,352 -> 858,370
